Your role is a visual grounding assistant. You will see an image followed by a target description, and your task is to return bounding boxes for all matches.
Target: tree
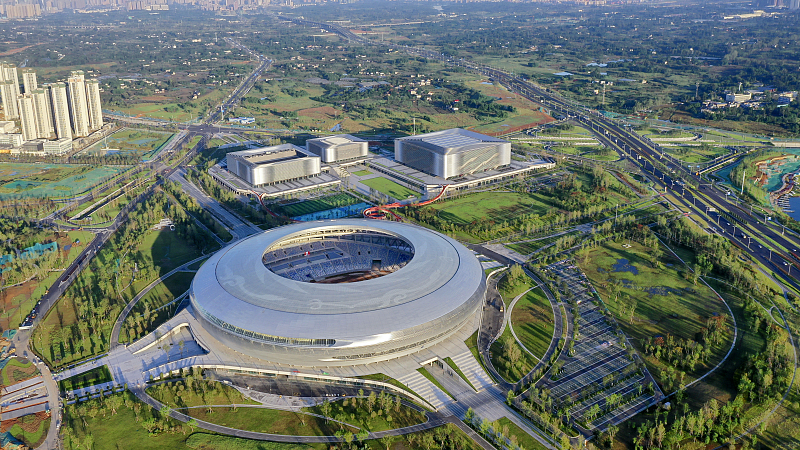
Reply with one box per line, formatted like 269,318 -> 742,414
321,399 -> 332,422
381,434 -> 396,450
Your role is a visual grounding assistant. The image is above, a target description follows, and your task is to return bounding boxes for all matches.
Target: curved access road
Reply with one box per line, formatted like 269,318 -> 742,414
109,254 -> 209,351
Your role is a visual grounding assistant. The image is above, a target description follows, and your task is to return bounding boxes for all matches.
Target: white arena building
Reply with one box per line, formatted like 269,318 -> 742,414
189,219 -> 486,367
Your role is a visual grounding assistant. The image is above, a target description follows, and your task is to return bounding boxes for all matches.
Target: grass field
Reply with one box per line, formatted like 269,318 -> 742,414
489,325 -> 537,383
304,395 -> 426,432
112,87 -> 230,123
0,163 -> 126,200
62,391 -> 191,450
58,365 -> 113,392
179,406 -> 357,436
506,231 -> 581,256
273,193 -> 360,217
497,417 -> 548,450
1,357 -> 39,386
120,271 -> 196,344
578,240 -> 733,386
426,191 -> 551,226
361,177 -> 419,200
78,128 -> 174,160
147,379 -> 260,409
186,434 -> 313,450
510,288 -> 554,360
352,170 -> 372,176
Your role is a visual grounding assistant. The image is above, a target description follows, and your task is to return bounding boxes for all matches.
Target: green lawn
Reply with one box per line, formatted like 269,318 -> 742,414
425,191 -> 550,226
186,434 -> 313,450
497,272 -> 538,306
62,391 -> 191,450
506,231 -> 581,255
179,407 -> 356,436
497,417 -> 549,450
578,240 -> 734,386
58,365 -> 113,392
147,379 -> 260,409
352,170 -> 372,176
510,288 -> 554,360
120,271 -> 196,344
304,394 -> 426,432
489,325 -> 537,383
361,177 -> 419,200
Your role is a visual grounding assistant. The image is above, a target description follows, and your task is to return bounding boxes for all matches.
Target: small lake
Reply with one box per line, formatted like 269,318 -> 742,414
612,258 -> 639,275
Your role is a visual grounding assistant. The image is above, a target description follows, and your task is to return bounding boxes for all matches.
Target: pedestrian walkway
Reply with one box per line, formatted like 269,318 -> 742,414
393,370 -> 452,412
450,350 -> 494,392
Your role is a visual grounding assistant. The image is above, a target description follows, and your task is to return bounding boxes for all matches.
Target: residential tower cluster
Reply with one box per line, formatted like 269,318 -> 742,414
0,63 -> 104,155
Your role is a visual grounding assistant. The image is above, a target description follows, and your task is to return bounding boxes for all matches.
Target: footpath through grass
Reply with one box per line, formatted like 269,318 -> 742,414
578,240 -> 734,388
120,271 -> 196,344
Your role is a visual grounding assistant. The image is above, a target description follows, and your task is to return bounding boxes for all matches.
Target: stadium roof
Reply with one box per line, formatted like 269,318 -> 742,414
396,128 -> 508,155
228,144 -> 317,166
307,134 -> 366,148
191,219 -> 484,340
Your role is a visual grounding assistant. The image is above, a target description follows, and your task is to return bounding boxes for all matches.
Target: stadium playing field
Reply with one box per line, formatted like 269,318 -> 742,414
277,193 -> 360,217
360,177 -> 419,200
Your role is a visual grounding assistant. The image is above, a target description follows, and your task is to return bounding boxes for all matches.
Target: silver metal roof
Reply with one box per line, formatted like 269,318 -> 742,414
191,219 -> 485,340
396,128 -> 508,155
307,134 -> 366,148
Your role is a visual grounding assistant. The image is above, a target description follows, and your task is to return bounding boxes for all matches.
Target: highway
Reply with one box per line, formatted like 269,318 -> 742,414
8,36 -> 274,450
289,15 -> 800,295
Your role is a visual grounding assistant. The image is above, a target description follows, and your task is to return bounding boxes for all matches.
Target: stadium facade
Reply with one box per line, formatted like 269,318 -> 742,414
189,219 -> 486,367
227,144 -> 321,187
395,128 -> 511,179
306,134 -> 368,163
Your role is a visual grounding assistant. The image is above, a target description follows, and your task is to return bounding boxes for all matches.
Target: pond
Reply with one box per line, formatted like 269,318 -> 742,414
612,258 -> 639,275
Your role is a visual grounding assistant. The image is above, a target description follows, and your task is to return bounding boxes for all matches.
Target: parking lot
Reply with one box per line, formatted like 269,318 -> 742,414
534,259 -> 662,433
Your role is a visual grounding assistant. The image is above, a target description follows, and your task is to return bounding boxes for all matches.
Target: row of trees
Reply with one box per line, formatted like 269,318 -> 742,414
35,191 -> 216,367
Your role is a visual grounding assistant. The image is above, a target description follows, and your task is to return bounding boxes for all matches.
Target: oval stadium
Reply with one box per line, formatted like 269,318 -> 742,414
189,219 -> 486,367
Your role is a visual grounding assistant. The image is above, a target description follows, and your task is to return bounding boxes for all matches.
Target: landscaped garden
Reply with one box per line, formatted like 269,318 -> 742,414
1,357 -> 39,386
577,239 -> 734,389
